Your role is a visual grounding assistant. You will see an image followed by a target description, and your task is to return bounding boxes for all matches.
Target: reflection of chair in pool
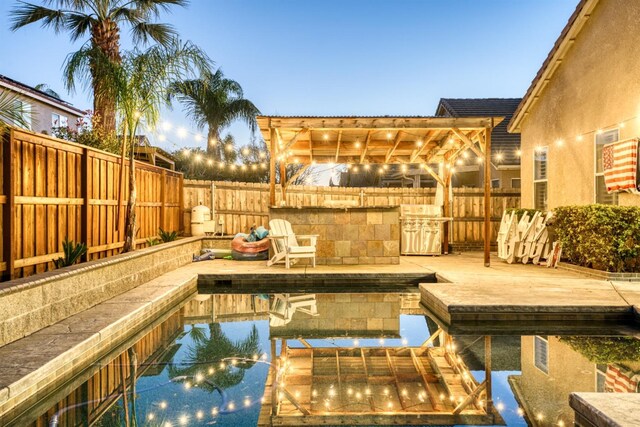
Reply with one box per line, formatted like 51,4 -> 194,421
269,294 -> 319,327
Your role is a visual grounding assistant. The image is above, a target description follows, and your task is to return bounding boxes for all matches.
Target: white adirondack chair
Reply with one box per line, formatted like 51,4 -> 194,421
269,294 -> 319,326
267,219 -> 318,269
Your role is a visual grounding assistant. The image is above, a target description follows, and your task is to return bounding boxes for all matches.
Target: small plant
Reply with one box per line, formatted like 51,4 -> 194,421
53,238 -> 88,268
147,237 -> 159,246
158,228 -> 178,243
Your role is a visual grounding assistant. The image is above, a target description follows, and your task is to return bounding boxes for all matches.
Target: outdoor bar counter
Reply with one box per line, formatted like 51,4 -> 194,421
269,206 -> 400,265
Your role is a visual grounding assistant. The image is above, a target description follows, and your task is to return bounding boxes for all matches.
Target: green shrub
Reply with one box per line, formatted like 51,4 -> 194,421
554,204 -> 640,272
159,228 -> 178,243
559,336 -> 640,363
53,238 -> 87,268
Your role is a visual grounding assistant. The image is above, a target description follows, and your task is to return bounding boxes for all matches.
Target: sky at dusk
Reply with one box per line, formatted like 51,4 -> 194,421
0,0 -> 577,157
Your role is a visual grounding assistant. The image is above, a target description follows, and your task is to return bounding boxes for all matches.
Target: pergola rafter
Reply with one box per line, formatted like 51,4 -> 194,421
258,115 -> 502,266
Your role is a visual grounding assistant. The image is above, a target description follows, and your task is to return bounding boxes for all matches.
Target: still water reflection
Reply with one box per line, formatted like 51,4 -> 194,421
12,292 -> 640,426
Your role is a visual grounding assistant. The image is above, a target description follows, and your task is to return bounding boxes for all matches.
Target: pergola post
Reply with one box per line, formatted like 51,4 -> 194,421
269,128 -> 277,206
485,335 -> 493,413
443,166 -> 451,255
483,125 -> 492,267
280,161 -> 287,202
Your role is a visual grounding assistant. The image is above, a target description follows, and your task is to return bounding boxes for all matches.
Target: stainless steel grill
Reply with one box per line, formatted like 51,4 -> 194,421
400,205 -> 449,255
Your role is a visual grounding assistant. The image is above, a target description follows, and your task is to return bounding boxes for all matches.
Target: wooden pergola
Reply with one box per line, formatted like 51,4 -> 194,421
258,332 -> 501,426
257,116 -> 503,266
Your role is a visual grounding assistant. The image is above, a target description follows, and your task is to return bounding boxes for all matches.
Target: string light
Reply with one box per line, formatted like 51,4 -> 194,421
416,139 -> 423,147
177,127 -> 187,138
355,141 -> 361,148
386,132 -> 392,139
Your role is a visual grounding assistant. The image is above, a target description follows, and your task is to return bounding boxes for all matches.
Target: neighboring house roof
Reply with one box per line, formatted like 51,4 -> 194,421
436,98 -> 522,165
0,74 -> 85,117
508,0 -> 599,133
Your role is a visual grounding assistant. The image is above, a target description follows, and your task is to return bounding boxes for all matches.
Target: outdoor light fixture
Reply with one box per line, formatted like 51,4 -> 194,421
620,122 -> 626,128
194,134 -> 202,142
456,159 -> 463,165
209,137 -> 217,145
462,151 -> 469,159
416,139 -> 423,147
596,129 -> 603,135
556,139 -> 564,146
242,147 -> 250,155
386,132 -> 392,139
353,166 -> 359,172
161,121 -> 172,131
207,159 -> 213,166
259,151 -> 266,158
182,149 -> 190,157
516,149 -> 522,156
576,135 -> 583,141
355,141 -> 361,148
226,143 -> 233,151
177,127 -> 187,138
364,164 -> 370,170
495,153 -> 503,161
323,133 -> 328,140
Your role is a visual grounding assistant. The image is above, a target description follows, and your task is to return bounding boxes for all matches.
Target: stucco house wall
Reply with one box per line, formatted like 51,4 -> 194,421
519,0 -> 640,209
0,79 -> 84,135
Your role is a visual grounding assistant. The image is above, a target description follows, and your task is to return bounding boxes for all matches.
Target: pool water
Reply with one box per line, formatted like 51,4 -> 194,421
16,292 -> 640,426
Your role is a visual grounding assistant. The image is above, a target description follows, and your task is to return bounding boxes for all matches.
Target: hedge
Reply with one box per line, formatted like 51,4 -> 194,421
559,336 -> 640,363
554,205 -> 640,272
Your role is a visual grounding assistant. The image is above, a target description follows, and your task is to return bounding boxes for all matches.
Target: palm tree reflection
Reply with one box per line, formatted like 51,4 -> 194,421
168,323 -> 262,391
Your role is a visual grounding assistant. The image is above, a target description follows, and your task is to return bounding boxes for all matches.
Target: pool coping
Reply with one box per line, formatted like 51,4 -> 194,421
0,266 -> 198,423
570,392 -> 640,427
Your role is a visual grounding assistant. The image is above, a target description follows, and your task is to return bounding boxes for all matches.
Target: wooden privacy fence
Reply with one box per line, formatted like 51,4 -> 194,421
1,128 -> 183,281
183,180 -> 520,244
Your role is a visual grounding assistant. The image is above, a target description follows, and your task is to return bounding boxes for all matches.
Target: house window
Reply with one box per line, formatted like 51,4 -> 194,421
533,147 -> 548,211
534,335 -> 549,374
491,179 -> 500,188
511,178 -> 521,189
595,129 -> 619,205
52,113 -> 68,128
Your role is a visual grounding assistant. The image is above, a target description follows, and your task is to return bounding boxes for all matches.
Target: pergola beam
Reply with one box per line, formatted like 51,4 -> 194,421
359,131 -> 372,164
385,131 -> 405,163
281,128 -> 309,153
334,130 -> 343,162
483,126 -> 492,267
410,130 -> 441,163
286,163 -> 311,187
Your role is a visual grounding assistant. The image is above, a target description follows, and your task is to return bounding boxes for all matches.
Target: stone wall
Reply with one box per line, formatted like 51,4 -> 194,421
0,237 -> 201,347
271,293 -> 401,338
270,206 -> 400,265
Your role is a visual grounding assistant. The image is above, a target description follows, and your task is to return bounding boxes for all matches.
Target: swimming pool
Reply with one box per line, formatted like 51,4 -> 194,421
7,291 -> 640,426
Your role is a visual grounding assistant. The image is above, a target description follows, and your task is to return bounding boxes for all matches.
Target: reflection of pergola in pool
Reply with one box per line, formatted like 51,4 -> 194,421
259,331 -> 502,426
257,116 -> 504,266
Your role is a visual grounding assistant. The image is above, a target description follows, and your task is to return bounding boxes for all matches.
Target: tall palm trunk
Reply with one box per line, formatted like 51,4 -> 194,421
91,19 -> 121,133
207,128 -> 222,160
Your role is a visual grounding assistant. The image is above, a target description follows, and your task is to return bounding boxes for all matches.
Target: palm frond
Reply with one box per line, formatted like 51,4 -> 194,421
134,0 -> 189,18
0,92 -> 31,131
10,2 -> 69,32
64,12 -> 95,41
130,21 -> 176,46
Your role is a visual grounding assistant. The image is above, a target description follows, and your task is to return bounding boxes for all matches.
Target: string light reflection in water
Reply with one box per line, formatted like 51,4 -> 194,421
16,292 -> 639,427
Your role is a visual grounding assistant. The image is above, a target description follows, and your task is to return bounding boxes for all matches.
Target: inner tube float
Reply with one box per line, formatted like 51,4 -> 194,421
231,236 -> 270,261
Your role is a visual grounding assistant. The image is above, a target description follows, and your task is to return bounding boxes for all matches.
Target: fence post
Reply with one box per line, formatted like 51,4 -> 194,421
160,169 -> 167,231
81,148 -> 90,262
178,174 -> 184,233
2,130 -> 15,280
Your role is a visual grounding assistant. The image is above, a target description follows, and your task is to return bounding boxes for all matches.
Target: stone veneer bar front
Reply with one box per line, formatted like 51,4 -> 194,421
269,206 -> 400,265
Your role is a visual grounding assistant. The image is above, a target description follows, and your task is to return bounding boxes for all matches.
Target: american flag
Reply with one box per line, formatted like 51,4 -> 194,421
605,364 -> 640,393
603,138 -> 640,193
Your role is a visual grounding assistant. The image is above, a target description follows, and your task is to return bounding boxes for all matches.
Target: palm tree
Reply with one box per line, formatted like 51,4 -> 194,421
0,91 -> 31,132
10,0 -> 187,132
167,323 -> 261,392
167,69 -> 260,161
66,38 -> 210,252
